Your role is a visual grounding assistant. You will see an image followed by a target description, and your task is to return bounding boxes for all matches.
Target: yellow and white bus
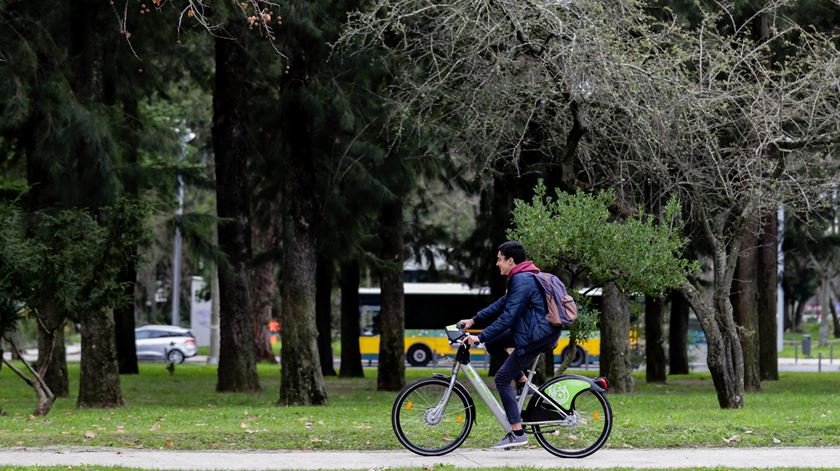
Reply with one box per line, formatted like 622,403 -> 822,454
358,283 -> 603,367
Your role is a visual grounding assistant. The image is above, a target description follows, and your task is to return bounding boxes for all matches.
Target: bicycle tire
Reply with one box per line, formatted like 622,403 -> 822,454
526,377 -> 613,458
392,376 -> 474,456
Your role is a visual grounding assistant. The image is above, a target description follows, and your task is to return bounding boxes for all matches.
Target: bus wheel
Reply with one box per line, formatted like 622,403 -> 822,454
560,346 -> 586,367
407,344 -> 432,367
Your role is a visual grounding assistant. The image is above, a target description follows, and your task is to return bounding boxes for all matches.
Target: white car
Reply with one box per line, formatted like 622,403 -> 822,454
135,325 -> 197,364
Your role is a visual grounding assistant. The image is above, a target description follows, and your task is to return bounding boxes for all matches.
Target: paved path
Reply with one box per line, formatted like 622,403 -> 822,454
1,447 -> 839,469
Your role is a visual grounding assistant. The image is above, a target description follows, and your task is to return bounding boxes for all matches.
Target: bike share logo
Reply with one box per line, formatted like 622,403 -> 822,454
547,383 -> 570,405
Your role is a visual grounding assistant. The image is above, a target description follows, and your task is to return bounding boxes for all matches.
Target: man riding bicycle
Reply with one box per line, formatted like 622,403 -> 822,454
459,240 -> 562,449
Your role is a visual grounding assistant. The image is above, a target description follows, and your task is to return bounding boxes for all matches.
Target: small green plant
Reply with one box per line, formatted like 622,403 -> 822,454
509,181 -> 698,298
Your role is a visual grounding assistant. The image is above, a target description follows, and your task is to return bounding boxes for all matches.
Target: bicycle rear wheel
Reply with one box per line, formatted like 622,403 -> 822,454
392,377 -> 474,456
527,379 -> 612,458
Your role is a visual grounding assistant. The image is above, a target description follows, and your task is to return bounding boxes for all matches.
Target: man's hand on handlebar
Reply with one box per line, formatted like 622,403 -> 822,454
457,318 -> 475,330
464,334 -> 481,346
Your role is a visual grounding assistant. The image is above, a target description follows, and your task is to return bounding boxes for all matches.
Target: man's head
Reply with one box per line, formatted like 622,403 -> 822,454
496,240 -> 526,276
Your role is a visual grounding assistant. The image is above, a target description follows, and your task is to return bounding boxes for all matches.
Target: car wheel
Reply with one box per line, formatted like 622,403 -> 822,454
406,344 -> 432,367
167,349 -> 186,364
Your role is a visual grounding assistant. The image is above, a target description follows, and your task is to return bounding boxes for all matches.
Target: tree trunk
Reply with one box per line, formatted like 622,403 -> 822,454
339,260 -> 364,378
756,213 -> 779,380
731,226 -> 761,392
681,282 -> 745,408
645,296 -> 666,383
818,277 -> 830,347
77,307 -> 123,408
377,199 -> 406,392
829,295 -> 840,339
9,331 -> 22,360
483,162 -> 514,377
277,88 -> 328,406
600,282 -> 633,393
114,266 -> 138,375
316,255 -> 337,376
669,290 -> 690,375
2,340 -> 55,416
213,32 -> 260,393
793,299 -> 805,332
207,204 -> 221,365
36,306 -> 68,397
114,96 -> 140,375
250,217 -> 278,364
279,214 -> 327,404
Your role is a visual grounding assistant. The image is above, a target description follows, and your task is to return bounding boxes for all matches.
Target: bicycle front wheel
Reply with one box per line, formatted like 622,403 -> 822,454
527,379 -> 612,458
392,377 -> 474,456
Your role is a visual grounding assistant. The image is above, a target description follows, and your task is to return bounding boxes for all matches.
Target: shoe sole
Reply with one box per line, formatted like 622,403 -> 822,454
491,439 -> 528,450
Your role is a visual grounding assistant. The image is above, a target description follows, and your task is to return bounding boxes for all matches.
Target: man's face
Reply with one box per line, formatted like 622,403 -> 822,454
496,251 -> 515,276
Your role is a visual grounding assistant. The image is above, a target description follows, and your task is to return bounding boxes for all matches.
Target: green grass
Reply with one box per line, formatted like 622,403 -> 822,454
1,363 -> 838,451
780,321 -> 840,359
196,341 -> 283,357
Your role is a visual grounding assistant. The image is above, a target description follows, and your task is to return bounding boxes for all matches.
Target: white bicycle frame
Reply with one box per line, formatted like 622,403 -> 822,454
428,341 -> 568,434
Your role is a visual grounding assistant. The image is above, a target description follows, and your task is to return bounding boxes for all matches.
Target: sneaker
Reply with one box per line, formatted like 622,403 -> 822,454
491,432 -> 528,449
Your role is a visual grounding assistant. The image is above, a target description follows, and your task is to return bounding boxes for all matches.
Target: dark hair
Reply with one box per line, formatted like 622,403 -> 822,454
497,240 -> 526,264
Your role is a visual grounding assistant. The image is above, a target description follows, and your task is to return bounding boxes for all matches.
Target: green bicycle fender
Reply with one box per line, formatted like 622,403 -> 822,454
545,378 -> 592,410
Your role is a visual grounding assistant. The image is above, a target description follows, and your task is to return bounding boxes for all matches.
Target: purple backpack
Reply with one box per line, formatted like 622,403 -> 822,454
533,273 -> 578,327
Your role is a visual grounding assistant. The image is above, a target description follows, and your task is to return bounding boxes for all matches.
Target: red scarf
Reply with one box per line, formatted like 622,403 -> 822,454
508,260 -> 540,277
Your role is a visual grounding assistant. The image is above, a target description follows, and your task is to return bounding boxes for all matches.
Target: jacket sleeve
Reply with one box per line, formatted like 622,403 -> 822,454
473,294 -> 507,326
477,275 -> 530,343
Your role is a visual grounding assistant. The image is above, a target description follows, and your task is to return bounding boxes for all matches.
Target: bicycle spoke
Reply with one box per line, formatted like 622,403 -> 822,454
531,388 -> 611,457
393,379 -> 473,455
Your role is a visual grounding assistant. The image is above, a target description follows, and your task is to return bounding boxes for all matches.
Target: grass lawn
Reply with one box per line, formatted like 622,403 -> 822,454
1,363 -> 838,451
781,321 -> 840,359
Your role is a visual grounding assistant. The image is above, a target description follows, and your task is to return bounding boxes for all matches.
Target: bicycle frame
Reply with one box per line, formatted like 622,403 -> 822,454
433,341 -> 569,434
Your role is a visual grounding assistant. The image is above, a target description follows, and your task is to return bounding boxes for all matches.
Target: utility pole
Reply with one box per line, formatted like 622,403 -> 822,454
171,130 -> 195,327
171,173 -> 184,327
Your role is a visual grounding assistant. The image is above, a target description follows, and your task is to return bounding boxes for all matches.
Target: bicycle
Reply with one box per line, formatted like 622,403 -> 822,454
391,323 -> 612,457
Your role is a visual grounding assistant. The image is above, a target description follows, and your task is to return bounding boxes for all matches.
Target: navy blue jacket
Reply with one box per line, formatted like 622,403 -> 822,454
473,273 -> 558,350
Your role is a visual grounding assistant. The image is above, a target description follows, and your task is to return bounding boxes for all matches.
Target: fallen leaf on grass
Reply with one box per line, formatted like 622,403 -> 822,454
164,439 -> 174,448
773,437 -> 781,444
722,434 -> 741,444
304,421 -> 313,429
744,430 -> 753,435
240,421 -> 249,429
149,423 -> 161,431
84,432 -> 97,439
309,437 -> 322,443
